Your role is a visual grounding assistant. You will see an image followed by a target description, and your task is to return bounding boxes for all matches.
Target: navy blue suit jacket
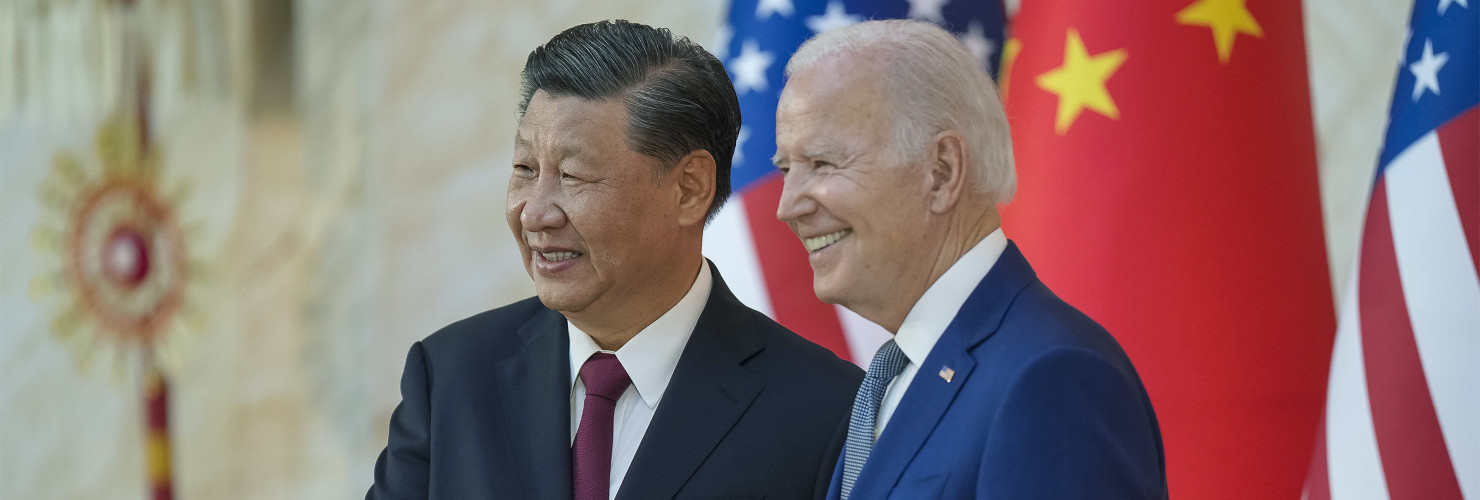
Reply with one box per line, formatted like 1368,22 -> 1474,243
826,242 -> 1166,499
369,264 -> 863,499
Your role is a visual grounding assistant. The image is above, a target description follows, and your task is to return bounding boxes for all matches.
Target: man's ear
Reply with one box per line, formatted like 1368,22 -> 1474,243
674,150 -> 717,227
927,130 -> 970,214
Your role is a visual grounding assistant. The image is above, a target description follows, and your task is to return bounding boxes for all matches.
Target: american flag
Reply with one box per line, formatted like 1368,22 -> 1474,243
1305,1 -> 1478,499
704,0 -> 1007,364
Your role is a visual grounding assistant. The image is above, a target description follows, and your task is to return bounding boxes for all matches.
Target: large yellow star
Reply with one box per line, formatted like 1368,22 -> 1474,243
1176,0 -> 1263,63
1035,29 -> 1127,135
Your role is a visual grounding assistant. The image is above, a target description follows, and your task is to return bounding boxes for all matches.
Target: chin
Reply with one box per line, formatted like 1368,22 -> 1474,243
811,278 -> 848,306
533,284 -> 592,313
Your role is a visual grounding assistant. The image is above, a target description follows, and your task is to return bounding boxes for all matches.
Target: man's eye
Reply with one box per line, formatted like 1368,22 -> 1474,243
814,160 -> 833,169
513,164 -> 535,175
561,172 -> 583,182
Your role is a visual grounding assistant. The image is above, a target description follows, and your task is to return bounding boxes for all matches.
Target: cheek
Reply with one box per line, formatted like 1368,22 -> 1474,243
579,190 -> 669,256
576,200 -> 635,240
505,194 -> 526,233
864,173 -> 925,214
505,179 -> 525,209
505,180 -> 543,244
561,194 -> 612,242
810,181 -> 860,221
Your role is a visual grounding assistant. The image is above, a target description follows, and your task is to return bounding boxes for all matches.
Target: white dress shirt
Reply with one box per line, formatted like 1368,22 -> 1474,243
568,260 -> 712,499
875,229 -> 1008,438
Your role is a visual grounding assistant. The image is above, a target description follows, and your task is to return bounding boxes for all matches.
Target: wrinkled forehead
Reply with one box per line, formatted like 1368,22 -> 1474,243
514,90 -> 630,153
778,61 -> 894,149
784,51 -> 891,100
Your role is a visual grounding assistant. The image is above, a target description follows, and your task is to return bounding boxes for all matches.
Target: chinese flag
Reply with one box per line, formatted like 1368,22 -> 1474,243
1001,1 -> 1335,499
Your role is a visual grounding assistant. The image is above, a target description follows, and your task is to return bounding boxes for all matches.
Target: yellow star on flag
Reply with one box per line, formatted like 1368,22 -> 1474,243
1176,0 -> 1263,63
1035,29 -> 1128,135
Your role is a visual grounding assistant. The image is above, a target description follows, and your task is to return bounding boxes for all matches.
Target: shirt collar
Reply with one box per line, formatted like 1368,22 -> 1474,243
893,229 -> 1008,365
568,260 -> 713,409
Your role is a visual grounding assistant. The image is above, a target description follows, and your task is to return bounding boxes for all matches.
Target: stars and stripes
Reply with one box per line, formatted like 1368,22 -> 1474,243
705,0 -> 1006,364
1409,39 -> 1449,101
730,40 -> 776,95
1305,1 -> 1478,499
806,2 -> 865,34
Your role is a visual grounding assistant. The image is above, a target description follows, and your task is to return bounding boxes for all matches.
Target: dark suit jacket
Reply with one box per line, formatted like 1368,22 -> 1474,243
826,242 -> 1167,499
369,264 -> 864,499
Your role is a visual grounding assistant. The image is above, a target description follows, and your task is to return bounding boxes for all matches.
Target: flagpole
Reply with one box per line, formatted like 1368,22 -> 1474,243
144,363 -> 173,500
119,0 -> 174,496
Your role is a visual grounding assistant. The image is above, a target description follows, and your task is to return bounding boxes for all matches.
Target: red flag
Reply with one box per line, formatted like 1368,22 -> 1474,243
1001,1 -> 1334,498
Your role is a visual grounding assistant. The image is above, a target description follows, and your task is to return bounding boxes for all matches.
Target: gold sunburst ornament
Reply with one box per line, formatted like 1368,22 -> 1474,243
32,111 -> 200,500
33,113 -> 201,374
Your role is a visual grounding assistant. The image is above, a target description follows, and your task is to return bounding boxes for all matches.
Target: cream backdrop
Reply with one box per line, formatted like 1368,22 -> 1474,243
0,0 -> 1410,498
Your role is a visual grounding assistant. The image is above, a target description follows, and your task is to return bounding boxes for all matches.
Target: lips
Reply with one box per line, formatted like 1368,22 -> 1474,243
529,245 -> 583,273
801,229 -> 852,252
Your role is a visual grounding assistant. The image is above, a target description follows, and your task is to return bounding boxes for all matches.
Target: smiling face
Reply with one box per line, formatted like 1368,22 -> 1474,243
508,90 -> 694,326
774,55 -> 939,328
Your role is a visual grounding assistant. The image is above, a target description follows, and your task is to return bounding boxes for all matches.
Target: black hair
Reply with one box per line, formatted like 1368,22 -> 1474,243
518,20 -> 741,222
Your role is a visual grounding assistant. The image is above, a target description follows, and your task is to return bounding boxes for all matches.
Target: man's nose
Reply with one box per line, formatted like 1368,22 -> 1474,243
519,178 -> 567,232
775,168 -> 817,224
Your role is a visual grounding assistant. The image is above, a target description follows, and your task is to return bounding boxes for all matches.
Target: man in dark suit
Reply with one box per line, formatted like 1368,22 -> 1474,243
369,20 -> 862,500
773,20 -> 1167,499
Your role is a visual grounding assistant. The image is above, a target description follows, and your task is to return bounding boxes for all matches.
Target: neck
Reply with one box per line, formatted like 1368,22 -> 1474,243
875,204 -> 1000,333
568,249 -> 704,351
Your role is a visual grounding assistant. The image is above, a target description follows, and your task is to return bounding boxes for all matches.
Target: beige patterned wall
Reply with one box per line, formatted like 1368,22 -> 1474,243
1,1 -> 724,498
0,0 -> 1409,498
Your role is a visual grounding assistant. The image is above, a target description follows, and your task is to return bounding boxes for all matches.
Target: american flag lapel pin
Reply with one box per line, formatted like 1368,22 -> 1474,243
938,366 -> 955,383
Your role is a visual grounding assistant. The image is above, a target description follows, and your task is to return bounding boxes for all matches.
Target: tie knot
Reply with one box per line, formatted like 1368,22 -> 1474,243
579,353 -> 632,401
866,339 -> 909,383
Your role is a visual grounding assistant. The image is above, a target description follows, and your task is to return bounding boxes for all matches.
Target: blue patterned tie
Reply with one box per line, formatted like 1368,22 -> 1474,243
840,339 -> 909,500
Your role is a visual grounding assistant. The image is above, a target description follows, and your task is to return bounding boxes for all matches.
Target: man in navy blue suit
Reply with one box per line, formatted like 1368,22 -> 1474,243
368,20 -> 862,499
774,20 -> 1167,499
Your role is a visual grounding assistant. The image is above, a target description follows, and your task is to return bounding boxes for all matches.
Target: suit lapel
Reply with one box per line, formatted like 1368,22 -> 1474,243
852,242 -> 1039,497
493,308 -> 573,499
852,334 -> 976,496
616,266 -> 765,500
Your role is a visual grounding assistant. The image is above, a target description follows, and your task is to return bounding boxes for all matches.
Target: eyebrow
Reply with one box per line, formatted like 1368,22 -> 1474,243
774,147 -> 847,167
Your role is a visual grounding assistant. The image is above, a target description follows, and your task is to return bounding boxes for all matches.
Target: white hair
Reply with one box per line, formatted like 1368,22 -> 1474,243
786,20 -> 1016,204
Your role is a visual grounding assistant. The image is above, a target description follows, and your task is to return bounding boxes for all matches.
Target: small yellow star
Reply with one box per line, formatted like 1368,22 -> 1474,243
1035,29 -> 1128,135
1176,0 -> 1264,63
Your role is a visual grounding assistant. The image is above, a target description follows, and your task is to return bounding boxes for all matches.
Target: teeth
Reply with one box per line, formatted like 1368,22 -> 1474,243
802,229 -> 852,252
540,251 -> 581,262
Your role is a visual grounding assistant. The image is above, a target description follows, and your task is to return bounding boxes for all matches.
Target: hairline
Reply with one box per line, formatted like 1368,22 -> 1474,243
783,20 -> 1017,204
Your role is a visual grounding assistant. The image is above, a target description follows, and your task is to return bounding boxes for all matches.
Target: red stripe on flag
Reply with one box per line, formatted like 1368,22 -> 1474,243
1358,180 -> 1465,500
1304,417 -> 1330,500
1436,106 -> 1479,272
740,174 -> 852,362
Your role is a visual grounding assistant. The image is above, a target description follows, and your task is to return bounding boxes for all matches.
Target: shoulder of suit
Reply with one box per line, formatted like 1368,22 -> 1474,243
727,304 -> 865,383
992,279 -> 1135,366
419,296 -> 552,353
1003,279 -> 1104,331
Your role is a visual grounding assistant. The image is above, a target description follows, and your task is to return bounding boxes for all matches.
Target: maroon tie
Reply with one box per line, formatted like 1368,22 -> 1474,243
572,353 -> 632,500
